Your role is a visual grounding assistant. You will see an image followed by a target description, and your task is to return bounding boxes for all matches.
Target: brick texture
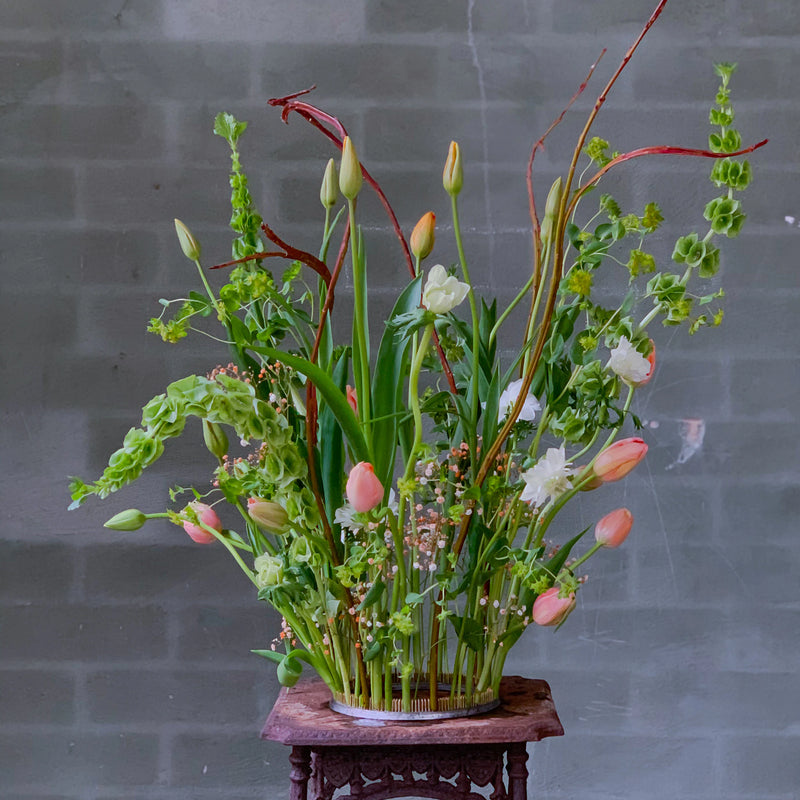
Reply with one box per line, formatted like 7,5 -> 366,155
2,0 -> 798,797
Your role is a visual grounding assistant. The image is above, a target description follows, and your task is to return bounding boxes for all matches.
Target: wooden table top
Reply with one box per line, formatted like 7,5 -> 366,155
261,675 -> 564,747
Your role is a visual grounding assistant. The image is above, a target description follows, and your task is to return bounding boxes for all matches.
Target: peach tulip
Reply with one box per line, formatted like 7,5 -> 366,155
410,211 -> 436,260
532,587 -> 576,627
593,437 -> 648,483
636,340 -> 656,387
183,502 -> 221,544
346,385 -> 358,416
346,462 -> 384,513
594,508 -> 634,548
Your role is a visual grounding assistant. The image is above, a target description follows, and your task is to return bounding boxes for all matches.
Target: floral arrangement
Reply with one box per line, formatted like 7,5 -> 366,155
70,0 -> 765,714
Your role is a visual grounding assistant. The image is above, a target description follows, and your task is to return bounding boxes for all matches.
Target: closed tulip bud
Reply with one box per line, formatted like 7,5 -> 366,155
593,438 -> 648,483
594,508 -> 634,548
319,158 -> 339,209
182,501 -> 221,544
247,497 -> 289,534
410,211 -> 436,261
539,176 -> 563,244
532,587 -> 576,627
339,136 -> 363,200
174,218 -> 201,261
346,385 -> 358,416
202,419 -> 228,461
346,461 -> 384,513
104,509 -> 147,531
443,140 -> 463,197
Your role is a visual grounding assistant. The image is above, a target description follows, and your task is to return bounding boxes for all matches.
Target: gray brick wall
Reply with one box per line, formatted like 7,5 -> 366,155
1,0 -> 797,798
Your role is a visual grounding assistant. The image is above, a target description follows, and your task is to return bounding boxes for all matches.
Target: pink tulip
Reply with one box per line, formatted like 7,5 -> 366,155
593,437 -> 648,483
532,587 -> 576,627
346,385 -> 358,416
635,340 -> 656,387
182,502 -> 222,544
346,462 -> 384,513
575,465 -> 603,491
594,508 -> 634,548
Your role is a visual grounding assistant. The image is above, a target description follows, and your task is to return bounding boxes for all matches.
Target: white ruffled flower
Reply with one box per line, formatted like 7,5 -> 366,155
334,503 -> 361,540
497,379 -> 541,422
607,336 -> 651,385
422,264 -> 470,314
520,447 -> 575,508
334,490 -> 398,543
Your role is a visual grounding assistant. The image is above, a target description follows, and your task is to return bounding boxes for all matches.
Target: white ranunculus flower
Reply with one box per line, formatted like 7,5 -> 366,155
497,379 -> 541,422
607,336 -> 651,385
519,447 -> 575,508
422,264 -> 470,314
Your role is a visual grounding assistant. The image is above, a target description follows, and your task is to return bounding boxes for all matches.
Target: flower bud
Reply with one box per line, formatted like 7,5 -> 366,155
592,438 -> 648,483
346,385 -> 358,416
254,553 -> 283,588
410,211 -> 436,261
202,419 -> 228,461
174,218 -> 201,261
346,461 -> 384,513
319,158 -> 339,209
182,501 -> 221,544
594,508 -> 634,548
247,497 -> 289,534
539,176 -> 563,244
532,586 -> 576,627
104,509 -> 147,531
339,136 -> 363,200
443,140 -> 463,197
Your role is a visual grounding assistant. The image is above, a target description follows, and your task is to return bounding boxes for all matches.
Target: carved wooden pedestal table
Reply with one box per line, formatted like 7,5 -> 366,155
261,675 -> 563,800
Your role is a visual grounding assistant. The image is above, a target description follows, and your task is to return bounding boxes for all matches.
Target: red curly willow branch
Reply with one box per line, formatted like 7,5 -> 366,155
267,87 -> 458,394
209,223 -> 333,291
567,139 -> 770,220
527,49 -> 606,245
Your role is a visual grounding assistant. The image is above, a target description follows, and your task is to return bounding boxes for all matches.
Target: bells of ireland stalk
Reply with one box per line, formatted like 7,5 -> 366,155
443,140 -> 463,197
532,587 -> 576,627
593,438 -> 648,483
174,219 -> 201,261
594,508 -> 634,548
182,502 -> 222,544
410,211 -> 436,261
339,136 -> 363,200
346,462 -> 384,513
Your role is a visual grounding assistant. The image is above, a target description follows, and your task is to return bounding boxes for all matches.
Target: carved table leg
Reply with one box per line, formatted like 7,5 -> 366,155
289,745 -> 312,800
506,742 -> 529,800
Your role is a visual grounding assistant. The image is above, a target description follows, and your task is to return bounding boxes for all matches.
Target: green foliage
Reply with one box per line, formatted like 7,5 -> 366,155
703,196 -> 746,237
214,112 -> 265,262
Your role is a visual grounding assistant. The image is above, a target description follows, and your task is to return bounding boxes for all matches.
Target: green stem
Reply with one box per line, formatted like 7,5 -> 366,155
451,195 -> 481,461
348,199 -> 372,449
490,272 -> 534,345
193,259 -> 224,321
